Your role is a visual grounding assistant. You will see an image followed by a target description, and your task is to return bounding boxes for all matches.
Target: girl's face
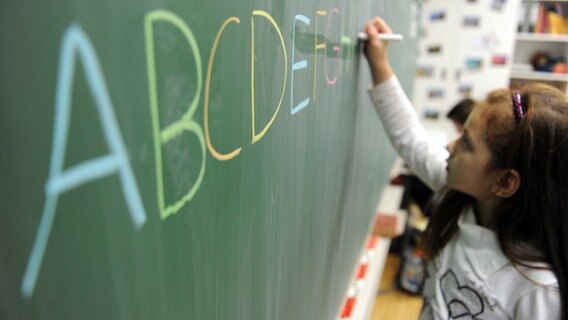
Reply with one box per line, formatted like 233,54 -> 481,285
446,107 -> 503,201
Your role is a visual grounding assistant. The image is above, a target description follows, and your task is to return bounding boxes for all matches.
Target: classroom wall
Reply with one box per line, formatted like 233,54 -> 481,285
412,0 -> 519,141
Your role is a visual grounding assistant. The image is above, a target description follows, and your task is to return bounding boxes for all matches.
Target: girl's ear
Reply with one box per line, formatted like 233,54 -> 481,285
493,169 -> 521,198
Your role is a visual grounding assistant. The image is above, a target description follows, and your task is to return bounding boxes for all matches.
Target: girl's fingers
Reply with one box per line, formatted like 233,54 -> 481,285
364,17 -> 392,46
373,17 -> 393,34
365,23 -> 380,45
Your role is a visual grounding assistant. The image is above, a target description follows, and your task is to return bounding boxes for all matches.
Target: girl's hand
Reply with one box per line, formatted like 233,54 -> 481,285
363,17 -> 394,85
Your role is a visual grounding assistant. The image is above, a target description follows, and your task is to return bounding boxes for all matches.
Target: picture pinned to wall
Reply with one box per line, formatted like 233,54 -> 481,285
428,44 -> 442,54
428,88 -> 445,99
463,15 -> 480,27
465,57 -> 483,71
416,66 -> 434,78
472,35 -> 491,50
492,0 -> 507,11
491,54 -> 507,66
440,68 -> 447,80
458,83 -> 473,97
429,10 -> 446,22
423,107 -> 440,120
490,33 -> 503,47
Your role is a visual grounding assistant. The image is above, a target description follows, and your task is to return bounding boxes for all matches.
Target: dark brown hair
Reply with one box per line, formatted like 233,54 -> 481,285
423,83 -> 568,319
446,98 -> 475,126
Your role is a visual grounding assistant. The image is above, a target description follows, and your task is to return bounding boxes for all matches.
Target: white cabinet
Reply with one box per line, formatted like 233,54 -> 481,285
510,1 -> 568,93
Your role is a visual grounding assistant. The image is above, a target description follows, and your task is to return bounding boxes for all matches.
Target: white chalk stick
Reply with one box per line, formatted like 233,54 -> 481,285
357,32 -> 403,42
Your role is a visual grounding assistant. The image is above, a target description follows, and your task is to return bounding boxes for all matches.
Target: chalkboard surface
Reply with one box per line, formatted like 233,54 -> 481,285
0,1 -> 416,318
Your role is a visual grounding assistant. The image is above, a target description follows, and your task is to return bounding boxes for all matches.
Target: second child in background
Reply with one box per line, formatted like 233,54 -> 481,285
446,98 -> 475,135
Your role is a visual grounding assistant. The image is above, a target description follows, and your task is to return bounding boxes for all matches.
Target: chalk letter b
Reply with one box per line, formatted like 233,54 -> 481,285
145,10 -> 207,220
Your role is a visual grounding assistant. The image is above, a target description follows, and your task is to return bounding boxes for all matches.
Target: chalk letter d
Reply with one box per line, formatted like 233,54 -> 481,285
250,11 -> 288,144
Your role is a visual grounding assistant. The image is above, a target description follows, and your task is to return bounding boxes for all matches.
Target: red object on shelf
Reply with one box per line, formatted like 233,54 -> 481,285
340,297 -> 357,318
356,264 -> 369,280
389,174 -> 405,186
366,236 -> 378,249
373,213 -> 404,238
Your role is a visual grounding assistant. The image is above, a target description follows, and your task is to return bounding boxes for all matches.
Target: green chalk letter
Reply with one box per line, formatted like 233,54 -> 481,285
145,10 -> 206,220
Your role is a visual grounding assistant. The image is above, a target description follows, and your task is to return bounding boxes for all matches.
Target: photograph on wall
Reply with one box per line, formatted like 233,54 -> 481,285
458,83 -> 473,97
416,66 -> 435,77
492,0 -> 507,11
441,68 -> 447,80
471,35 -> 491,50
423,107 -> 440,119
491,54 -> 507,66
429,10 -> 446,22
455,69 -> 462,81
463,15 -> 480,27
465,57 -> 483,71
427,44 -> 442,54
428,88 -> 445,99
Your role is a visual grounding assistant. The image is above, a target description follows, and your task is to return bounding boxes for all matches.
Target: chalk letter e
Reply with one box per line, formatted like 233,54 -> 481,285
291,15 -> 310,115
21,24 -> 147,298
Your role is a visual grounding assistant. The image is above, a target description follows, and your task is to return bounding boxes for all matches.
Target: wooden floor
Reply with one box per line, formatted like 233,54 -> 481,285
369,253 -> 423,320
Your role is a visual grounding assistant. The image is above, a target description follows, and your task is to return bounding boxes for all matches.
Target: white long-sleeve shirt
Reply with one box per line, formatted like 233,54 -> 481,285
369,76 -> 560,319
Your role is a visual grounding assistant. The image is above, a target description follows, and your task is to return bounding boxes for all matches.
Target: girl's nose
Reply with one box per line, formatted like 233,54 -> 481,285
447,140 -> 457,156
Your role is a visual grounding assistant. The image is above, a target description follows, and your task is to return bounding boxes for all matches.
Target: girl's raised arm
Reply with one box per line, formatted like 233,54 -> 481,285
363,17 -> 448,191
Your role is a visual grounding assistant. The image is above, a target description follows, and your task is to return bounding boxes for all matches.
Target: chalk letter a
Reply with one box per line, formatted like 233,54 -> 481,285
21,24 -> 147,298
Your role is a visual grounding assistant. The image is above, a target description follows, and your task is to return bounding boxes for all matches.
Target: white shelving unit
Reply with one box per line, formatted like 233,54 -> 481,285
510,69 -> 568,81
516,32 -> 568,42
511,1 -> 568,93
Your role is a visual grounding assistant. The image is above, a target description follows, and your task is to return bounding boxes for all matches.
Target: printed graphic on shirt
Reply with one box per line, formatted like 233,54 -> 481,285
440,269 -> 485,319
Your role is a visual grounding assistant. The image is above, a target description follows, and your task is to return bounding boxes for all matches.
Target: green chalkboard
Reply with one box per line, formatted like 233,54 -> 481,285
0,1 -> 416,318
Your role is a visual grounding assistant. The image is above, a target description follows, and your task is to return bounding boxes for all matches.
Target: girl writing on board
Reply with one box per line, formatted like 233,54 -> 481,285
362,17 -> 566,319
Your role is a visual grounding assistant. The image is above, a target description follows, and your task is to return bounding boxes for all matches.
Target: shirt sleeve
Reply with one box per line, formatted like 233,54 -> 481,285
368,76 -> 449,192
514,287 -> 561,320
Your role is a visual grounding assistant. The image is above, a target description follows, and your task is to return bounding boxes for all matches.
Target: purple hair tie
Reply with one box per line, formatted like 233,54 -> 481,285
512,91 -> 524,123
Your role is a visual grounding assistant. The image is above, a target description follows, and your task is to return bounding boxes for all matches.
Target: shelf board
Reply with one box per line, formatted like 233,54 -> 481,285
516,33 -> 568,42
522,0 -> 568,3
510,70 -> 568,81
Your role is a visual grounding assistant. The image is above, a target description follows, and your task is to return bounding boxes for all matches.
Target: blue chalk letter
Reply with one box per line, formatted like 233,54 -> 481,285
291,15 -> 310,115
21,24 -> 147,298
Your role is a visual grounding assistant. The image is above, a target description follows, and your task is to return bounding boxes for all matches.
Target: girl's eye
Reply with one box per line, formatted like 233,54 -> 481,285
459,135 -> 470,150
